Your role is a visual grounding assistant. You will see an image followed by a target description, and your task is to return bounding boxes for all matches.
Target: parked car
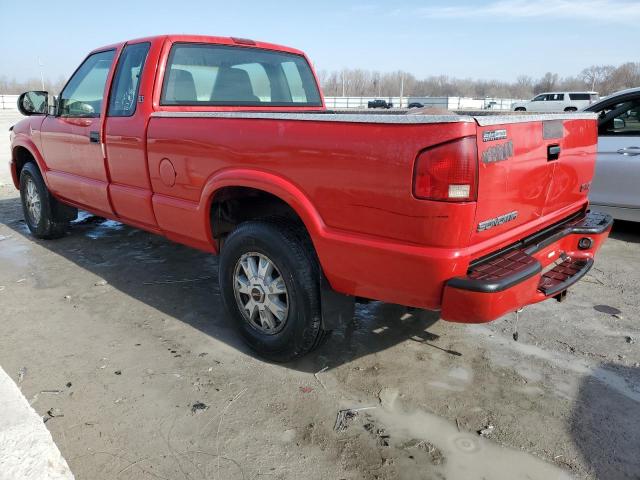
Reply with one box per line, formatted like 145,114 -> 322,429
512,92 -> 599,112
584,87 -> 640,222
368,99 -> 393,109
10,34 -> 611,361
408,102 -> 424,109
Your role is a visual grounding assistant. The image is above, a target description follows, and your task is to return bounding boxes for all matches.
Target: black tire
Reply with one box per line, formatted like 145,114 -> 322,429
19,162 -> 76,239
219,219 -> 326,362
564,107 -> 577,112
515,107 -> 526,112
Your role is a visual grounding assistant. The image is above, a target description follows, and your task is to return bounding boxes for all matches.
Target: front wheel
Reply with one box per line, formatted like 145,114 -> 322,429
219,219 -> 327,362
514,107 -> 526,112
19,162 -> 76,239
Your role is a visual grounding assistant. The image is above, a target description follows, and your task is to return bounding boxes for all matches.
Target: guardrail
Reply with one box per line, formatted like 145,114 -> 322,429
324,96 -> 524,110
0,95 -> 19,111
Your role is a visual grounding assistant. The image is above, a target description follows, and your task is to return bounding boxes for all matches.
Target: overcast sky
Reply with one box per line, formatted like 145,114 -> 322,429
1,0 -> 638,83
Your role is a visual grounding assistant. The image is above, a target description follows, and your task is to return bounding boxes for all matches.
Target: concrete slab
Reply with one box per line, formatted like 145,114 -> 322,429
0,367 -> 74,480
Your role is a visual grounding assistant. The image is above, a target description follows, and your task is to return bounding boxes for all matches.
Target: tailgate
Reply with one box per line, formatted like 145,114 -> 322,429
471,115 -> 598,245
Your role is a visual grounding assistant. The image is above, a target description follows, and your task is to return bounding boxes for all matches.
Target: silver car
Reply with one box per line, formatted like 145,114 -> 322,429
585,87 -> 640,222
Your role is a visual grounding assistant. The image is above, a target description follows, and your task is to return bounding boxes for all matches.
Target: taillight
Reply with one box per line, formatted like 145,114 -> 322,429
413,136 -> 478,202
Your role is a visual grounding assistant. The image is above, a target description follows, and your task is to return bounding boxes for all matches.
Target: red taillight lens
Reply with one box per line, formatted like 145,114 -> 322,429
413,136 -> 478,202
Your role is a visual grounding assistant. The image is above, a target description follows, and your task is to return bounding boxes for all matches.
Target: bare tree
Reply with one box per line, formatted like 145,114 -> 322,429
0,75 -> 66,94
514,75 -> 534,99
4,61 -> 639,100
610,62 -> 640,90
534,72 -> 559,93
580,65 -> 615,91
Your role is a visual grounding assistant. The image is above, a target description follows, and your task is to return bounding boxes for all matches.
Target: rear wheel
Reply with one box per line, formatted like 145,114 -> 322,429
219,219 -> 327,362
19,162 -> 76,239
564,107 -> 578,112
514,107 -> 526,112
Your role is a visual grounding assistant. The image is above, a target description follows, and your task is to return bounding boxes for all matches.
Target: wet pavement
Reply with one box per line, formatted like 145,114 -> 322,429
1,110 -> 639,479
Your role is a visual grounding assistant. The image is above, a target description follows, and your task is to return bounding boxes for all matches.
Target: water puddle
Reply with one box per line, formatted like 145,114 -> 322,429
71,210 -> 94,224
0,236 -> 30,268
370,389 -> 573,479
470,325 -> 640,403
74,214 -> 126,240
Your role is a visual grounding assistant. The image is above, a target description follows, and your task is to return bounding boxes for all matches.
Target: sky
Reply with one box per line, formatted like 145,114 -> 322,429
1,0 -> 639,84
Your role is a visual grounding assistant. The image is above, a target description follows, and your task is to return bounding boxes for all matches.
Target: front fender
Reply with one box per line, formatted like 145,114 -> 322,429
11,135 -> 49,190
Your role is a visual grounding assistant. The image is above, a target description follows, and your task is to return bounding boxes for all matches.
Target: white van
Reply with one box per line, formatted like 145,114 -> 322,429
512,92 -> 599,112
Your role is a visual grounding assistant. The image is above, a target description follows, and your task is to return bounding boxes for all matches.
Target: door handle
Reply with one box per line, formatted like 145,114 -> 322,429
617,146 -> 640,156
89,131 -> 100,143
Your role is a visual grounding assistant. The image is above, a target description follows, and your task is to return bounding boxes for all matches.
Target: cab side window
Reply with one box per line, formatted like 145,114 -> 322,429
108,43 -> 150,117
59,50 -> 115,117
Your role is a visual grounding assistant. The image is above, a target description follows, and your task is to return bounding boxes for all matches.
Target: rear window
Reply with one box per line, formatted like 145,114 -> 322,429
569,93 -> 591,100
160,43 -> 322,107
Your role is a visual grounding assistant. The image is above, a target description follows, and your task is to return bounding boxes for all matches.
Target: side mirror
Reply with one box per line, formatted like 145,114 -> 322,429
17,91 -> 48,116
614,118 -> 626,129
47,94 -> 59,116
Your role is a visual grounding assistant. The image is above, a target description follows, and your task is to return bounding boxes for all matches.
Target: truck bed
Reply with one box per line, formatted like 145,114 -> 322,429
147,108 -> 599,310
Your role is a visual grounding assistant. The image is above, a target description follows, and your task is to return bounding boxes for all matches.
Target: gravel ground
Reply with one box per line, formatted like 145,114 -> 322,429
0,111 -> 639,479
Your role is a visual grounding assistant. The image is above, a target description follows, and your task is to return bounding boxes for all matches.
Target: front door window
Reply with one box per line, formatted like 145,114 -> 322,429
59,50 -> 115,117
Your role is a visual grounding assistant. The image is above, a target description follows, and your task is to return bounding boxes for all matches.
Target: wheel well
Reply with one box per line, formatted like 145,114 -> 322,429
515,107 -> 526,111
13,146 -> 36,180
211,187 -> 305,247
564,107 -> 577,112
210,186 -> 355,331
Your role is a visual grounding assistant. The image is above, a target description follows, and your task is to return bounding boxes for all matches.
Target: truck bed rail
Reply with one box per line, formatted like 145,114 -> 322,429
151,110 -> 597,126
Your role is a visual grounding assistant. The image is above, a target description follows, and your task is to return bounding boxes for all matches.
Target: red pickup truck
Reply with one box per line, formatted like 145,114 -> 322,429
9,35 -> 612,361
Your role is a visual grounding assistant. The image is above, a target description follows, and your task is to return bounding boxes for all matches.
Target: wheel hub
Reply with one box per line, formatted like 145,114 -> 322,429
250,286 -> 265,303
233,252 -> 289,335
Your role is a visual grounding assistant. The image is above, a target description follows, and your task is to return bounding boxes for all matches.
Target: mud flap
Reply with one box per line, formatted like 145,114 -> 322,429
320,272 -> 355,330
53,201 -> 78,222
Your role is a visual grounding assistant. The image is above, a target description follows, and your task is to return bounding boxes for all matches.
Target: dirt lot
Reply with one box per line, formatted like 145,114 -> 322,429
1,111 -> 639,479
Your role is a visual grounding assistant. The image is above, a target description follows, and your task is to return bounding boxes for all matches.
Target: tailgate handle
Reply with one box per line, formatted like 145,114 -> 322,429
547,144 -> 561,161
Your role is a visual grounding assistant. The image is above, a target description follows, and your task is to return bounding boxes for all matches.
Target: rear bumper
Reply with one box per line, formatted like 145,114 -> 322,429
441,210 -> 612,323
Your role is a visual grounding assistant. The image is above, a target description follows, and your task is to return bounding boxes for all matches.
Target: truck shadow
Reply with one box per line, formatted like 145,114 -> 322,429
570,363 -> 640,479
609,219 -> 640,244
0,197 -> 439,372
